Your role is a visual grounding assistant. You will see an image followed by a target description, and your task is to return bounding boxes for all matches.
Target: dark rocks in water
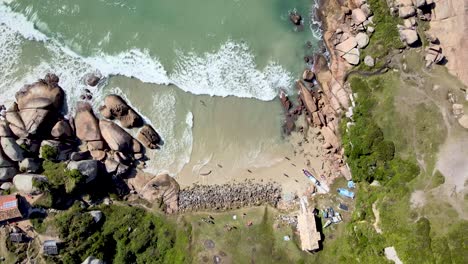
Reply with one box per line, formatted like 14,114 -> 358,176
279,90 -> 292,111
44,73 -> 60,86
137,124 -> 162,149
289,12 -> 302,25
99,94 -> 143,128
85,73 -> 101,87
302,69 -> 315,82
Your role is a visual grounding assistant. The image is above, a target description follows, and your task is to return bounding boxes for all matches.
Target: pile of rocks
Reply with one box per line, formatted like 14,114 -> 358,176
390,0 -> 445,66
178,181 -> 281,212
0,74 -> 163,196
330,0 -> 373,65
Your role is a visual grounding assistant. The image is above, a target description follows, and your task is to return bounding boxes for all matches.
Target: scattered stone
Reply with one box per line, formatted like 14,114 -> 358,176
364,55 -> 375,67
89,211 -> 103,223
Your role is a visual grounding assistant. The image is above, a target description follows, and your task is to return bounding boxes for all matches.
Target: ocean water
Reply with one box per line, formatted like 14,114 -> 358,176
0,0 -> 320,176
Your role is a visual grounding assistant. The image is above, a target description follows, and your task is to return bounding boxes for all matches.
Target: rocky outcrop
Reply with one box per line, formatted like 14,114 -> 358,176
424,44 -> 445,67
0,120 -> 13,137
398,26 -> 419,45
289,12 -> 302,25
99,95 -> 143,128
137,125 -> 161,149
128,171 -> 180,213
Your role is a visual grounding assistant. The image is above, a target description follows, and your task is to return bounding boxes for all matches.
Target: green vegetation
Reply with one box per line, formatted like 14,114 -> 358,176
430,170 -> 445,189
41,145 -> 59,161
309,72 -> 467,264
47,205 -> 190,264
41,160 -> 85,195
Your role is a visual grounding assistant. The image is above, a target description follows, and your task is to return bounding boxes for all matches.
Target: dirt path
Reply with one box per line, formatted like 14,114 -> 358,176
372,202 -> 383,234
384,247 -> 403,264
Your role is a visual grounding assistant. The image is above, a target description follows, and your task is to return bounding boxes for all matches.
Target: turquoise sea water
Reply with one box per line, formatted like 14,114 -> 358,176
0,0 -> 321,175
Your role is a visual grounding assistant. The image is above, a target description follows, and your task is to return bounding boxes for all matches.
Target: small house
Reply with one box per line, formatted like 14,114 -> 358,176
43,240 -> 59,255
0,195 -> 23,223
9,232 -> 23,243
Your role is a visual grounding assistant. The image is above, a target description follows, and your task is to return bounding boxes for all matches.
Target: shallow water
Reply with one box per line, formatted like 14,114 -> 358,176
0,0 -> 320,175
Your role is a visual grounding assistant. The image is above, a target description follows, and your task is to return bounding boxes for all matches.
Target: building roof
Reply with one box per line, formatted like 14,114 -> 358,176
0,195 -> 22,222
43,240 -> 58,255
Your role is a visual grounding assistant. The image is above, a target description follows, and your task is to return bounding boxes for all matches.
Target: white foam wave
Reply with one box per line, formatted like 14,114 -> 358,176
171,41 -> 293,101
0,25 -> 23,97
0,3 -> 48,41
84,49 -> 170,85
143,91 -> 193,176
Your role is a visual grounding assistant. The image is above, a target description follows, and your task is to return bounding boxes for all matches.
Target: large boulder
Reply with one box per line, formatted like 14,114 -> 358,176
297,81 -> 317,115
137,125 -> 161,150
13,173 -> 48,194
342,48 -> 360,65
67,160 -> 99,183
364,55 -> 375,67
321,126 -> 340,148
1,137 -> 25,161
399,27 -> 419,45
75,102 -> 102,142
51,120 -> 73,138
100,95 -> 143,128
0,167 -> 18,182
99,120 -> 133,152
128,171 -> 180,213
5,111 -> 25,130
15,77 -> 64,111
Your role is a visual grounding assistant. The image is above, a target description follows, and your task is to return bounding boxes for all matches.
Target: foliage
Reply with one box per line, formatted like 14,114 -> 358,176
359,0 -> 405,68
51,205 -> 190,264
430,170 -> 445,188
41,161 -> 85,195
41,145 -> 59,161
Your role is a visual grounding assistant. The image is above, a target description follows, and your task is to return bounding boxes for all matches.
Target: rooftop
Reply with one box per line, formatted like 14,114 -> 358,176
0,195 -> 22,222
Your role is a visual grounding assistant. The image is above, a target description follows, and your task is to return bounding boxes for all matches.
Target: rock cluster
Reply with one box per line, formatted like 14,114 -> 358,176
178,182 -> 281,212
331,1 -> 374,65
0,74 -> 164,198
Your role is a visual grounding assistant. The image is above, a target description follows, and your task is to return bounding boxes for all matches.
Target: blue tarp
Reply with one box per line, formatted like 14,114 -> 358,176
337,188 -> 355,199
347,180 -> 356,189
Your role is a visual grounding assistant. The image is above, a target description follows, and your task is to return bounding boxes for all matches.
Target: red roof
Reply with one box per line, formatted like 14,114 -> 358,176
0,195 -> 22,222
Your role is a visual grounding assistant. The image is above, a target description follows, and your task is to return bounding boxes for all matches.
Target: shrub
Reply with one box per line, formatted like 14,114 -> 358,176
41,145 -> 58,161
